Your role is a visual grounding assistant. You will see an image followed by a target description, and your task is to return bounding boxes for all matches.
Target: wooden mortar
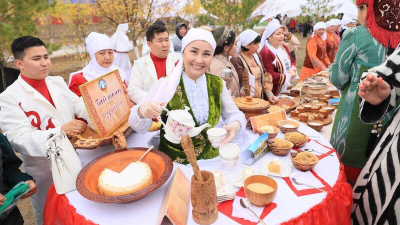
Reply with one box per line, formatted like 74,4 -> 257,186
191,171 -> 218,225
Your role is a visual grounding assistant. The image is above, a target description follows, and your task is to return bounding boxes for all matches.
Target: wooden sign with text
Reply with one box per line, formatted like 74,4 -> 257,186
250,110 -> 287,133
157,168 -> 190,225
79,70 -> 133,137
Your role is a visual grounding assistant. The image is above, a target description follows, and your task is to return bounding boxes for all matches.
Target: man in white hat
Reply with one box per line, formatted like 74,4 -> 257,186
128,24 -> 180,104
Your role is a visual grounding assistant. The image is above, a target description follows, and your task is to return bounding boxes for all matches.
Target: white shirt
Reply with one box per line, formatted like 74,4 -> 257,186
129,73 -> 246,134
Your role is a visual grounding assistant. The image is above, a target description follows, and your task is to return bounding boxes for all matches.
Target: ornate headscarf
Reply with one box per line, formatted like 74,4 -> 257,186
365,0 -> 400,48
150,28 -> 216,103
213,27 -> 233,46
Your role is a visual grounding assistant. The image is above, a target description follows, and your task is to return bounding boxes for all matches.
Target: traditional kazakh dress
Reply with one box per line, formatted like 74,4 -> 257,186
352,45 -> 400,224
326,32 -> 340,63
329,25 -> 395,182
300,35 -> 330,81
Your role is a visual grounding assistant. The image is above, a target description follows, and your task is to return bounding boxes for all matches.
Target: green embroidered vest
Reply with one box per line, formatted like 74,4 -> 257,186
159,73 -> 223,164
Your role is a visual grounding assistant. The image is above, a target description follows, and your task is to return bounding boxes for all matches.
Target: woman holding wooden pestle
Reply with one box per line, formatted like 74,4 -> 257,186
129,28 -> 247,164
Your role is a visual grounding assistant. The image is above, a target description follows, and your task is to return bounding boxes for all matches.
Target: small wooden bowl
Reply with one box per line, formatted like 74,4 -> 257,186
276,98 -> 296,113
298,113 -> 308,122
297,106 -> 305,113
307,120 -> 324,131
284,132 -> 308,148
258,126 -> 280,139
244,175 -> 277,207
290,152 -> 319,172
319,109 -> 329,118
269,138 -> 294,156
290,110 -> 300,117
314,102 -> 328,107
314,114 -> 324,122
318,96 -> 329,102
76,148 -> 173,203
311,106 -> 320,113
277,120 -> 300,133
322,105 -> 336,113
303,104 -> 312,112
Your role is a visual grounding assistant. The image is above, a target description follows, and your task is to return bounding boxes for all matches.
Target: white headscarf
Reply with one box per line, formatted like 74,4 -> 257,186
236,30 -> 259,54
111,23 -> 133,52
331,19 -> 341,26
151,28 -> 216,103
312,22 -> 327,41
258,22 -> 282,52
326,20 -> 336,28
270,19 -> 280,24
340,15 -> 353,31
69,32 -> 126,84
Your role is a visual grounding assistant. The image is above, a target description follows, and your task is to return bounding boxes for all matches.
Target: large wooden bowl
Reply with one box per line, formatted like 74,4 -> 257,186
276,98 -> 297,113
76,148 -> 173,203
244,175 -> 277,207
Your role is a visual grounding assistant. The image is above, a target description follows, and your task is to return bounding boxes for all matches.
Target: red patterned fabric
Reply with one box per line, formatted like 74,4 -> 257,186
283,170 -> 332,196
217,187 -> 277,225
356,0 -> 368,5
366,0 -> 400,48
43,166 -> 352,225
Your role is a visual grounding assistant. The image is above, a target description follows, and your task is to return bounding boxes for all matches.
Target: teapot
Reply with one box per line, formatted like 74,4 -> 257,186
160,106 -> 211,144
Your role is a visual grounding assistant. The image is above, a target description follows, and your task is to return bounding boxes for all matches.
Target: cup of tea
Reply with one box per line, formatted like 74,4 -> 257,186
207,128 -> 227,148
222,68 -> 232,78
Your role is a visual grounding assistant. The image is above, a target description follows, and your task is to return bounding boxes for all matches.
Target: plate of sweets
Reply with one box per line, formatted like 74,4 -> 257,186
260,158 -> 292,177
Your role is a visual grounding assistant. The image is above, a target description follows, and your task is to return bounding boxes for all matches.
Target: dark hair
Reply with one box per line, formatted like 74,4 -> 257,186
214,30 -> 236,56
146,24 -> 168,42
241,35 -> 261,52
11,36 -> 45,60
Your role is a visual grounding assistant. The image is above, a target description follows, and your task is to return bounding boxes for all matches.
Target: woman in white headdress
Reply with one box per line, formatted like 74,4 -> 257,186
300,22 -> 330,81
325,20 -> 341,63
69,32 -> 127,97
129,28 -> 246,164
230,29 -> 277,103
111,23 -> 133,80
258,22 -> 297,95
340,15 -> 354,38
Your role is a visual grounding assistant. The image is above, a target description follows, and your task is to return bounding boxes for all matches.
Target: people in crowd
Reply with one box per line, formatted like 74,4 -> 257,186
128,28 -> 246,164
259,22 -> 297,95
281,14 -> 288,27
325,20 -> 341,63
330,0 -> 400,185
0,133 -> 36,225
231,29 -> 277,102
69,32 -> 127,97
209,27 -> 241,97
111,23 -> 133,80
128,24 -> 181,104
300,22 -> 330,81
172,22 -> 188,53
339,15 -> 354,38
141,20 -> 174,56
289,17 -> 297,33
330,18 -> 342,39
353,42 -> 400,225
0,36 -> 91,225
302,18 -> 313,37
283,26 -> 300,61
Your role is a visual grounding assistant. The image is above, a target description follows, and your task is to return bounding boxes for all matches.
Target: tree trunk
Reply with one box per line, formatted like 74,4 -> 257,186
0,61 -> 6,93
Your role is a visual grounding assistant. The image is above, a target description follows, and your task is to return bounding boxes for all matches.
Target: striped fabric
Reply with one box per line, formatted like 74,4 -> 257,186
353,45 -> 400,224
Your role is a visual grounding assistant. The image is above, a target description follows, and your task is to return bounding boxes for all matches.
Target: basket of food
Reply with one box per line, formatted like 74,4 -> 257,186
284,132 -> 308,148
269,138 -> 294,156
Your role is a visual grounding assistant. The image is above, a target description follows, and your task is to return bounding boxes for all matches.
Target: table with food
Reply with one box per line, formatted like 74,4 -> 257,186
41,69 -> 352,225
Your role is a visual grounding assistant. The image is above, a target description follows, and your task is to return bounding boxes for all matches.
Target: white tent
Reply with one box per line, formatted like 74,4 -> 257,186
326,0 -> 358,19
251,0 -> 307,19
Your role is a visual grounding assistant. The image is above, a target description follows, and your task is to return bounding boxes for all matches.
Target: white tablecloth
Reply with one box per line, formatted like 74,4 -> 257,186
66,123 -> 340,225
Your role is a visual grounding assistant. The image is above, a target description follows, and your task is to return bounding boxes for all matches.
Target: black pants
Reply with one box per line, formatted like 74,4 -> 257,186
303,24 -> 310,37
0,207 -> 24,225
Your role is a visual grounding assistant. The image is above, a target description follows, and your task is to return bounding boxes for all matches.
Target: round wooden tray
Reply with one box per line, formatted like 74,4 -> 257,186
274,98 -> 297,113
76,147 -> 173,203
290,113 -> 332,126
69,119 -> 133,150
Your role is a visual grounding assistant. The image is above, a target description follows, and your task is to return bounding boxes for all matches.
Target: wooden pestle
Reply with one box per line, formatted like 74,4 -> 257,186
181,135 -> 203,182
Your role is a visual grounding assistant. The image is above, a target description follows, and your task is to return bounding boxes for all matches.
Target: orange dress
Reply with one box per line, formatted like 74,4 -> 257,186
299,35 -> 330,81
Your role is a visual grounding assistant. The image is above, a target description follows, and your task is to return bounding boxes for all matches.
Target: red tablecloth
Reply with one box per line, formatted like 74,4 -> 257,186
43,164 -> 352,225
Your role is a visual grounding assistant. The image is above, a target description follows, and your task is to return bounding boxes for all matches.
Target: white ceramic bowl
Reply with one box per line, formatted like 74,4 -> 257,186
207,128 -> 227,148
219,143 -> 240,169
